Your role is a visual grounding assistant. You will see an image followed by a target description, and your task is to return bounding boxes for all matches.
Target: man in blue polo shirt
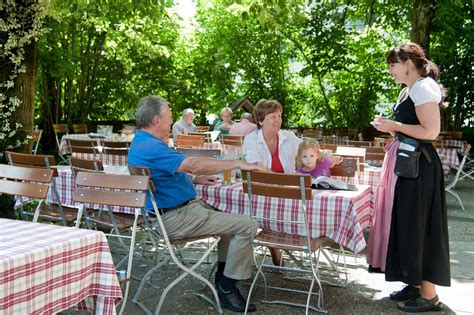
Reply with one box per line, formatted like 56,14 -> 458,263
128,95 -> 264,312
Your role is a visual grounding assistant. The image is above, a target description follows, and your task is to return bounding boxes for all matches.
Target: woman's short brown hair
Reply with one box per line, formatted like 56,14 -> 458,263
254,99 -> 283,128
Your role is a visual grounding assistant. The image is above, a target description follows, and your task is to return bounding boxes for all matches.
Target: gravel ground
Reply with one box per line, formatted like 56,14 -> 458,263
113,178 -> 474,315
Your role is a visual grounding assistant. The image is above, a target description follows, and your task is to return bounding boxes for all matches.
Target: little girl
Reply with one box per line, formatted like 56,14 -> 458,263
296,139 -> 341,177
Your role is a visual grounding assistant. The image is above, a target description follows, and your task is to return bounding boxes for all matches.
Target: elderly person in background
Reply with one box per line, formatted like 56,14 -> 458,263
129,96 -> 264,312
243,98 -> 301,266
213,107 -> 235,135
229,112 -> 257,136
172,108 -> 197,142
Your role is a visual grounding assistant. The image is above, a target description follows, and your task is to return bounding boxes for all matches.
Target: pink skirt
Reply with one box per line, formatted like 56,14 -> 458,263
367,139 -> 399,271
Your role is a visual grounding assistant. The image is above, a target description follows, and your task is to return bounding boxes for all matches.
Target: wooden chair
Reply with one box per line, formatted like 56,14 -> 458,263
242,171 -> 326,313
101,140 -> 130,164
128,165 -> 223,314
220,134 -> 244,146
67,139 -> 100,159
32,129 -> 43,155
175,134 -> 205,148
73,171 -> 149,314
175,147 -> 221,158
320,144 -> 337,152
364,146 -> 385,166
196,125 -> 210,132
0,164 -> 54,224
122,125 -> 137,133
302,128 -> 322,139
72,123 -> 88,133
346,140 -> 373,147
52,123 -> 70,164
373,137 -> 392,148
331,158 -> 358,180
335,146 -> 366,178
188,132 -> 212,143
70,156 -> 104,176
5,151 -> 79,226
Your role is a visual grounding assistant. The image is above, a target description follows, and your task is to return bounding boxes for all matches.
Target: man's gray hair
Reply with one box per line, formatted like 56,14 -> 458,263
241,112 -> 254,123
183,108 -> 195,117
136,96 -> 169,129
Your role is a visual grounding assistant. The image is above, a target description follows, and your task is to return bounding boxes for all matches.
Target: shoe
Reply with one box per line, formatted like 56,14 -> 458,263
397,295 -> 443,313
214,272 -> 223,288
217,285 -> 256,312
389,285 -> 420,301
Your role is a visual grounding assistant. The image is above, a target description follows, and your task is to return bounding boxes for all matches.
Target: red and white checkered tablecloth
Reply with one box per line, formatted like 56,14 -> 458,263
0,219 -> 122,315
436,148 -> 460,173
71,152 -> 128,166
196,183 -> 373,254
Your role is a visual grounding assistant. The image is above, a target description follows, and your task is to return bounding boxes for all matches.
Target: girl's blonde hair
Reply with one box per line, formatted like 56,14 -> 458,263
296,138 -> 333,169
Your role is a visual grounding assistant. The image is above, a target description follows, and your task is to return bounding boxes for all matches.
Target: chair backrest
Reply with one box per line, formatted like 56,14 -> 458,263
320,144 -> 337,151
346,140 -> 373,147
302,128 -> 322,139
196,125 -> 210,133
67,139 -> 99,155
73,172 -> 148,208
70,156 -> 104,176
373,137 -> 391,147
175,134 -> 205,148
5,151 -> 58,176
363,146 -> 385,165
189,132 -> 212,143
0,164 -> 54,199
242,171 -> 312,200
336,146 -> 366,172
52,124 -> 69,148
101,140 -> 130,156
127,164 -> 156,193
72,124 -> 88,133
220,134 -> 244,147
448,143 -> 472,188
175,147 -> 221,158
331,158 -> 357,177
32,129 -> 43,155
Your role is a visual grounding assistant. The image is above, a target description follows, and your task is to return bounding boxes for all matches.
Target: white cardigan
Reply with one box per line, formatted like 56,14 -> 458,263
243,129 -> 301,173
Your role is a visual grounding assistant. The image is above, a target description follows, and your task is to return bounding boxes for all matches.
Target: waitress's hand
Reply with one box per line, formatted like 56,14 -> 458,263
372,115 -> 397,133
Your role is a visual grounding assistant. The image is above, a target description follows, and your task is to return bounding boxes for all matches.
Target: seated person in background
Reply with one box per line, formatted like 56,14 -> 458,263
128,96 -> 264,312
229,112 -> 257,136
213,107 -> 235,135
296,138 -> 342,177
172,108 -> 197,142
243,98 -> 301,266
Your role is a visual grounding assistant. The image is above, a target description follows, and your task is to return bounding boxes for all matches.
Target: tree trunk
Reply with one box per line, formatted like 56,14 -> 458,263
9,41 -> 38,154
411,0 -> 435,56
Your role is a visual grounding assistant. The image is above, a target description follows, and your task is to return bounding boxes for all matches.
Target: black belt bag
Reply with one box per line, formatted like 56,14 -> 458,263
394,133 -> 432,179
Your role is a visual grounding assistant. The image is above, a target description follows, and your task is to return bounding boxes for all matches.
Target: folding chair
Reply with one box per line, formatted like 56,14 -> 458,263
220,134 -> 244,147
53,123 -> 70,164
70,156 -> 104,176
128,165 -> 223,315
67,139 -> 100,159
364,146 -> 385,166
189,132 -> 212,143
0,164 -> 54,223
101,140 -> 130,165
242,171 -> 327,314
72,123 -> 88,133
196,125 -> 211,132
32,129 -> 43,155
445,144 -> 472,210
72,171 -> 149,314
346,140 -> 373,147
175,147 -> 221,158
5,151 -> 80,226
175,134 -> 205,148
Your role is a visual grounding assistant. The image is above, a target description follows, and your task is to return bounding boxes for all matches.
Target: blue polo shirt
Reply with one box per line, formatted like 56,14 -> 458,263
128,130 -> 196,211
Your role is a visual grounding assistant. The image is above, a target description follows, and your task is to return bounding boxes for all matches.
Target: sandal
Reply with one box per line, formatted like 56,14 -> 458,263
397,295 -> 443,313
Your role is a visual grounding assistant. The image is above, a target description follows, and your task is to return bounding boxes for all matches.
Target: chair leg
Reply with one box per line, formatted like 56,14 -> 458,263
446,188 -> 465,210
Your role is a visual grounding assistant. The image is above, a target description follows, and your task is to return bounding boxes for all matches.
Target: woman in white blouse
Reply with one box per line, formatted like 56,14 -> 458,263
243,99 -> 301,265
368,42 -> 449,313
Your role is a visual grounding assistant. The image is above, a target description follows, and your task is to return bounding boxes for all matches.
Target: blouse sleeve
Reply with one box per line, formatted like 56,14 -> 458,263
410,77 -> 441,106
